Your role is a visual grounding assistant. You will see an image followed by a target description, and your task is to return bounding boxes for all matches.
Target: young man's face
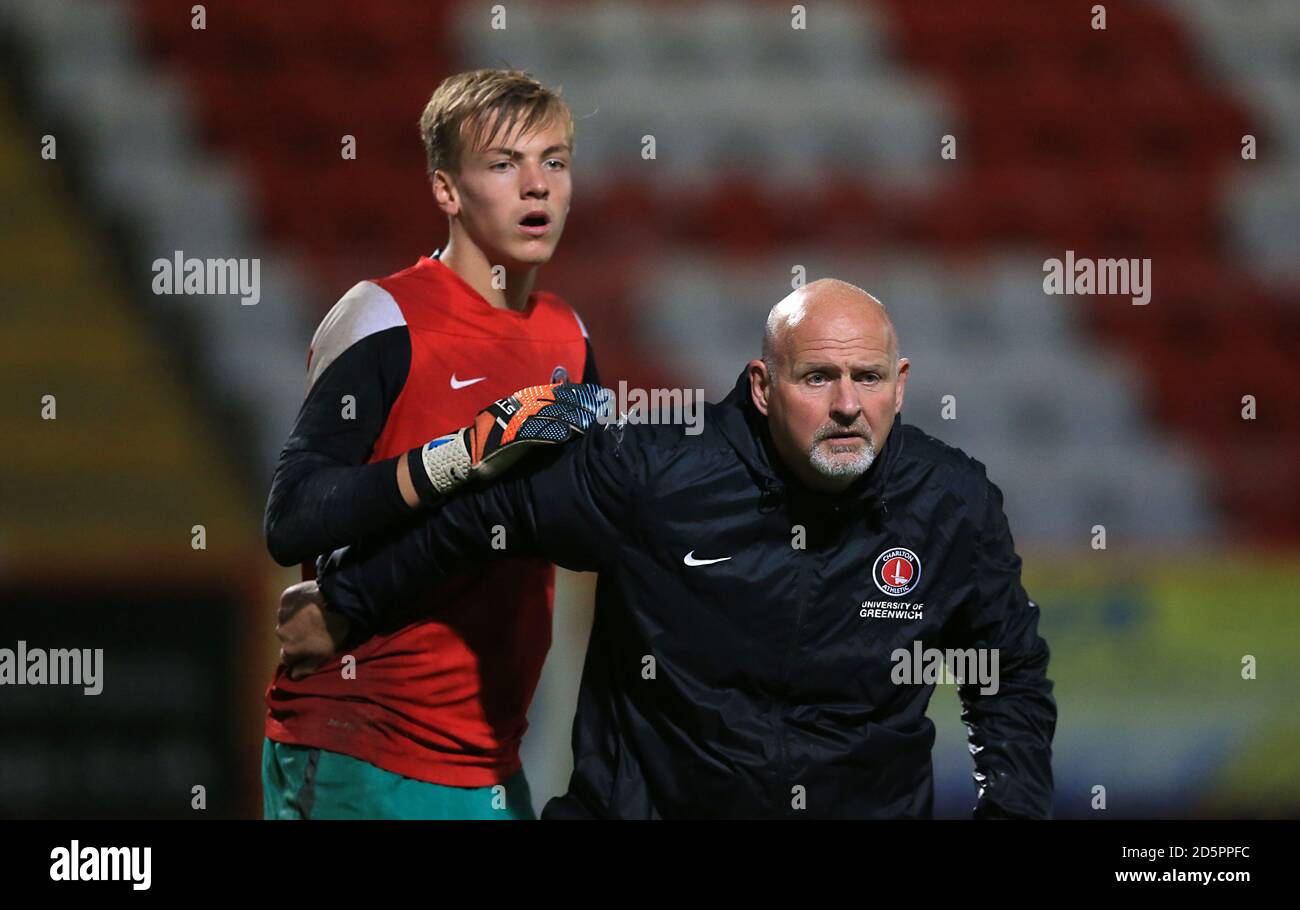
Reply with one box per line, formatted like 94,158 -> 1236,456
438,119 -> 572,269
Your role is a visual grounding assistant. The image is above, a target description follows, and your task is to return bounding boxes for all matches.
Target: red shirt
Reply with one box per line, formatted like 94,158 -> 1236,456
265,255 -> 594,786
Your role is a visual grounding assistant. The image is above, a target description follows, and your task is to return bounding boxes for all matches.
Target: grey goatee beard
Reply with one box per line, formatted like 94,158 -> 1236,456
809,424 -> 876,479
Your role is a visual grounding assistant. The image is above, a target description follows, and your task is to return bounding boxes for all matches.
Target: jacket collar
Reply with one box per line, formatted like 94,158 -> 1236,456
714,368 -> 903,514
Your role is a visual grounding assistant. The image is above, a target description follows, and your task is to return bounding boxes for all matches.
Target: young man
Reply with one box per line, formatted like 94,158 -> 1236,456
260,69 -> 600,819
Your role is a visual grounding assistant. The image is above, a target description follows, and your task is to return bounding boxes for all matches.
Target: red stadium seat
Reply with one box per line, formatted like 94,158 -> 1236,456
131,0 -> 1291,541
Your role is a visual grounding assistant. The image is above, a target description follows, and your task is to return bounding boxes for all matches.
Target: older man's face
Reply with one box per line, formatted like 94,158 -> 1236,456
752,304 -> 908,492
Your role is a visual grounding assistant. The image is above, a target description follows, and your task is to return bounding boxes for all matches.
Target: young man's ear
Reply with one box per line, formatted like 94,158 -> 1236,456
748,359 -> 772,417
432,169 -> 459,217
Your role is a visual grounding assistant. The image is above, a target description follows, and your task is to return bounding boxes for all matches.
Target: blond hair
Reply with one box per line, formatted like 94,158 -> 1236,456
419,68 -> 575,177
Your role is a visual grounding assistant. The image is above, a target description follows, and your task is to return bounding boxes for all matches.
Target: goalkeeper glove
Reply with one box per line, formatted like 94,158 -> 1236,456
405,382 -> 606,506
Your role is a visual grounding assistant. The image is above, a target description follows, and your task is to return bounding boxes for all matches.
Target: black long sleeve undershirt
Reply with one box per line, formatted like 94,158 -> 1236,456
263,326 -> 601,569
263,326 -> 414,567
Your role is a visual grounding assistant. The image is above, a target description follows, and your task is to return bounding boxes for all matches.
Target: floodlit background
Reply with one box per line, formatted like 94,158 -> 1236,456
0,0 -> 1296,818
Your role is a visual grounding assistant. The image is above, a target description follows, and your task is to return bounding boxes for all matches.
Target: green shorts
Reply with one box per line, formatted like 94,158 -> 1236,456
261,738 -> 536,820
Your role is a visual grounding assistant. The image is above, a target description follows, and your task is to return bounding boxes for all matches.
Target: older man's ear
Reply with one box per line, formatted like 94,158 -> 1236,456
894,357 -> 910,415
748,359 -> 772,416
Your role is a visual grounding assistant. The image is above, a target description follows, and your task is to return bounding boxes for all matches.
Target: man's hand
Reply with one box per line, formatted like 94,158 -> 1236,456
276,580 -> 351,680
409,382 -> 606,506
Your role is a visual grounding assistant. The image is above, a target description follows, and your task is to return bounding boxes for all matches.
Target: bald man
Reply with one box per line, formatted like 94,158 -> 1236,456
755,279 -> 907,492
281,278 -> 1057,819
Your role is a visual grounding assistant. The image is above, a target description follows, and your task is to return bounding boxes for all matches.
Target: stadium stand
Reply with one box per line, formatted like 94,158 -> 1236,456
1,0 -> 1294,818
119,0 -> 1298,545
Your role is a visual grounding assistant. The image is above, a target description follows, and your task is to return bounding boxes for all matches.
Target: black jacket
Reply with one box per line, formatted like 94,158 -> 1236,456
318,369 -> 1057,819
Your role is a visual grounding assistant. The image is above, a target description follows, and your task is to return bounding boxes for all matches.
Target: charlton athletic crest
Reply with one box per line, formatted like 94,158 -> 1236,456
873,547 -> 921,597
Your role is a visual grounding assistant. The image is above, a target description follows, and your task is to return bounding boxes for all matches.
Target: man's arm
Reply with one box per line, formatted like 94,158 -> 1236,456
944,472 -> 1057,820
263,309 -> 414,567
581,337 -> 601,387
316,419 -> 636,635
265,284 -> 605,567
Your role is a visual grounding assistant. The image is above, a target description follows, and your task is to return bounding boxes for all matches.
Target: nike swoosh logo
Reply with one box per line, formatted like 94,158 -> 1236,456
450,374 -> 487,390
683,550 -> 732,567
